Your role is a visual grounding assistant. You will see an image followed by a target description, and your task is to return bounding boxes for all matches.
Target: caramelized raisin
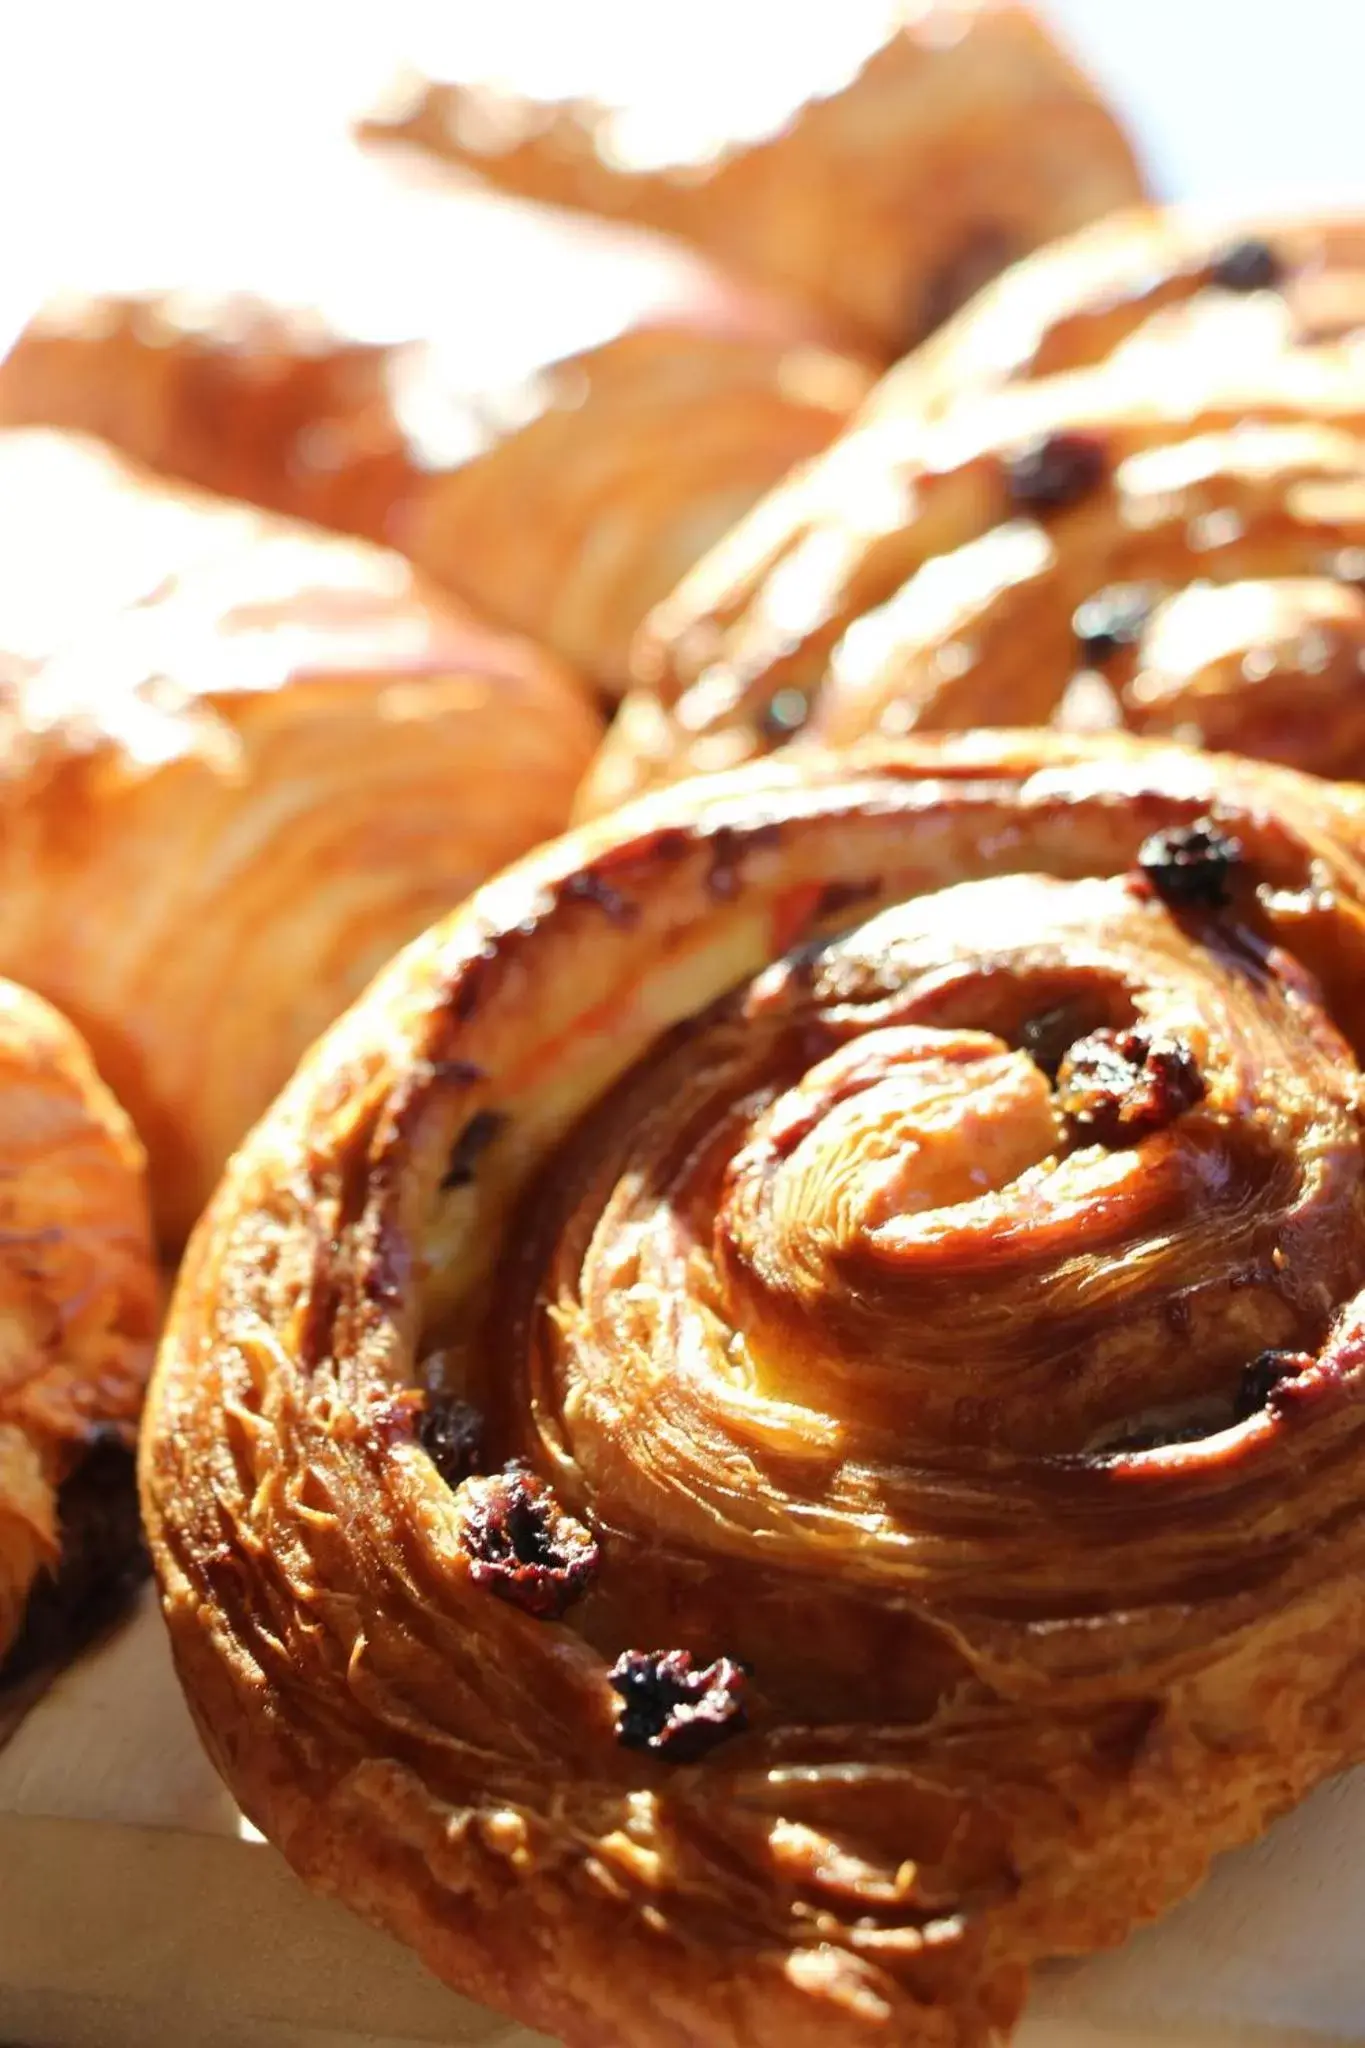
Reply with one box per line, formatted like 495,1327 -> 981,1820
1136,819 -> 1244,908
460,1468 -> 598,1620
1057,1028 -> 1205,1145
1233,1348 -> 1313,1421
418,1397 -> 484,1487
1004,431 -> 1107,511
609,1648 -> 748,1762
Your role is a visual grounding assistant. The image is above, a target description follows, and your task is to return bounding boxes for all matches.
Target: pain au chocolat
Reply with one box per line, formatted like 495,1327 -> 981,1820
582,210 -> 1365,815
145,731 -> 1365,2046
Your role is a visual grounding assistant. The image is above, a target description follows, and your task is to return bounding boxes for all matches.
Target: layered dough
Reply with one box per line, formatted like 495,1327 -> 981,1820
583,211 -> 1365,812
0,137 -> 869,693
0,428 -> 599,1242
145,732 -> 1365,2047
0,978 -> 156,1664
364,0 -> 1143,357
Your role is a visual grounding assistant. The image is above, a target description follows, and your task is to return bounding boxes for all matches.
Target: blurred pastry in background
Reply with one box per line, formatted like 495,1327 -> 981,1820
581,209 -> 1365,813
0,977 -> 156,1719
0,138 -> 870,696
362,0 -> 1145,359
0,428 -> 599,1244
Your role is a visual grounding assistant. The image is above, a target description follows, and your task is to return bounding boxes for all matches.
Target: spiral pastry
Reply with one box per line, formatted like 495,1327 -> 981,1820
145,731 -> 1365,2048
0,429 -> 598,1244
0,978 -> 156,1676
0,136 -> 868,693
364,0 -> 1143,358
582,210 -> 1365,814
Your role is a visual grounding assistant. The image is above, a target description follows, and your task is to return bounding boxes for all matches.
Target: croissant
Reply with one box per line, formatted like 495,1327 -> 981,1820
363,0 -> 1144,358
144,730 -> 1365,2048
0,137 -> 869,694
0,977 -> 156,1681
0,428 -> 599,1244
582,209 -> 1365,814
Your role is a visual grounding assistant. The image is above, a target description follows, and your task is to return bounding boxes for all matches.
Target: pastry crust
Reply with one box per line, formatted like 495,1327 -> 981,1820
145,730 -> 1365,2047
0,977 -> 156,1664
0,429 -> 600,1243
0,139 -> 870,694
363,0 -> 1144,358
583,211 -> 1365,814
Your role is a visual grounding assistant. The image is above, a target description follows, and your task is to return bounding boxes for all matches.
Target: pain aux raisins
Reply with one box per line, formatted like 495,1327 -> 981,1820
1073,584 -> 1162,664
1208,236 -> 1283,293
1003,430 -> 1107,512
459,1467 -> 599,1620
609,1648 -> 749,1762
1056,1027 -> 1205,1145
417,1395 -> 484,1488
1233,1349 -> 1313,1421
1136,818 -> 1245,909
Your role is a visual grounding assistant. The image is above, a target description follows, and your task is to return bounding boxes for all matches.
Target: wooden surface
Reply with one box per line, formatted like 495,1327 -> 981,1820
0,1589 -> 1362,2046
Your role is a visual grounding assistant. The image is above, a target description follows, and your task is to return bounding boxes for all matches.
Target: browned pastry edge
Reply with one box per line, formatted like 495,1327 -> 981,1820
145,732 -> 1365,2047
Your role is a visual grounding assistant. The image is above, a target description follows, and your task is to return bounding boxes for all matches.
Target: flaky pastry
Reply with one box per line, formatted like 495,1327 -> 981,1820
583,211 -> 1365,814
0,978 -> 156,1673
0,429 -> 599,1243
0,138 -> 869,693
363,0 -> 1143,358
145,731 -> 1365,2046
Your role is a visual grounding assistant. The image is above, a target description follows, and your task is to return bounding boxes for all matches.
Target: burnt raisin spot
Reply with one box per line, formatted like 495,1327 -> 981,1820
418,1396 -> 484,1487
1234,1348 -> 1313,1421
441,1109 -> 506,1191
1056,1028 -> 1205,1146
759,687 -> 810,743
1208,237 -> 1283,293
1073,584 -> 1162,664
460,1468 -> 598,1620
563,870 -> 639,927
1004,431 -> 1107,512
609,1649 -> 749,1762
1136,819 -> 1245,908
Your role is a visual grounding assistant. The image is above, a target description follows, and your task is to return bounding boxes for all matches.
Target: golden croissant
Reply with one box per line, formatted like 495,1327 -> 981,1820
365,0 -> 1144,357
145,730 -> 1365,2047
0,977 -> 156,1679
584,210 -> 1365,815
0,428 -> 599,1244
0,136 -> 870,694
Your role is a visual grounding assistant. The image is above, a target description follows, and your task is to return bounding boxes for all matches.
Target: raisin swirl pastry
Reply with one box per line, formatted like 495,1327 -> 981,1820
145,730 -> 1365,2048
363,0 -> 1144,358
0,979 -> 156,1675
582,210 -> 1365,814
0,136 -> 868,694
0,428 -> 598,1244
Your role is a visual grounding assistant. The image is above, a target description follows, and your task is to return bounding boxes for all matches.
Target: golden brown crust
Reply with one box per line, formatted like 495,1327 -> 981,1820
364,1 -> 1144,358
0,140 -> 870,693
0,429 -> 600,1243
0,978 -> 156,1662
583,210 -> 1365,814
145,730 -> 1365,2046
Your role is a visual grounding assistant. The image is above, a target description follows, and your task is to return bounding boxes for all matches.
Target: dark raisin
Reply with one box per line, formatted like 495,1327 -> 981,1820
1056,1028 -> 1205,1145
460,1468 -> 598,1619
759,687 -> 810,743
1136,819 -> 1245,908
441,1108 -> 506,1191
1208,237 -> 1283,293
1073,584 -> 1162,664
418,1396 -> 484,1487
1004,431 -> 1107,512
1233,1348 -> 1313,1421
609,1649 -> 748,1762
563,870 -> 639,927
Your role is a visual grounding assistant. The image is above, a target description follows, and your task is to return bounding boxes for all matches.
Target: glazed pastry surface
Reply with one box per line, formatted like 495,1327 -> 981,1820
145,731 -> 1365,2047
0,139 -> 869,692
364,0 -> 1144,357
583,211 -> 1365,814
0,429 -> 599,1243
0,978 -> 156,1666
